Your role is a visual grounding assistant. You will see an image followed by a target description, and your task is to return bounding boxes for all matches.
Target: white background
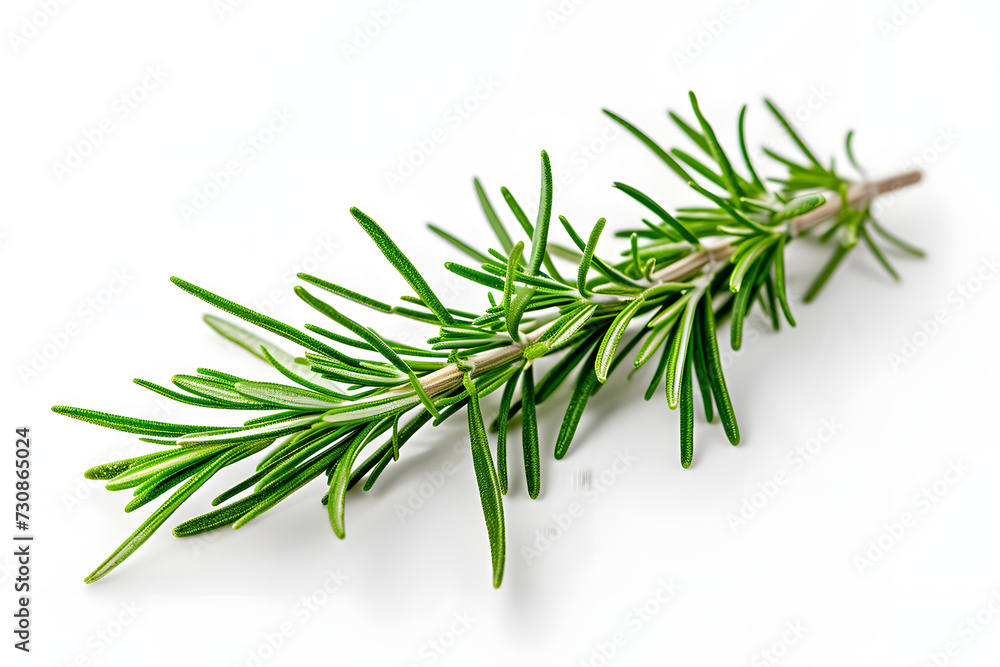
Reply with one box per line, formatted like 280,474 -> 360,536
3,0 -> 1000,665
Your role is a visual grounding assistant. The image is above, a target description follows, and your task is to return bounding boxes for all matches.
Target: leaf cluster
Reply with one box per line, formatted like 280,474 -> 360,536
53,93 -> 921,587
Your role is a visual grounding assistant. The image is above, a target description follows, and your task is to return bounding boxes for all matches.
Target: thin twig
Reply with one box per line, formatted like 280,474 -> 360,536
421,169 -> 922,395
650,170 -> 923,282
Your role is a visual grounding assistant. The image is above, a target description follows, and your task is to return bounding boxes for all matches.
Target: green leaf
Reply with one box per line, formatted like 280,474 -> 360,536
51,406 -> 221,438
84,445 -> 249,583
577,217 -> 606,297
688,91 -> 744,200
172,375 -> 263,407
679,350 -> 694,468
326,419 -> 384,538
296,273 -> 393,313
501,186 -> 566,283
462,374 -> 506,588
527,151 -> 553,276
738,105 -> 766,191
505,285 -> 537,342
845,130 -> 864,175
202,314 -> 273,363
234,381 -> 342,410
765,98 -> 822,168
475,178 -> 516,257
861,225 -> 900,281
349,410 -> 433,489
133,378 -> 255,411
176,415 -> 318,446
553,346 -> 601,459
690,322 -> 714,422
105,446 -> 224,490
172,277 -> 354,365
634,310 -> 680,369
869,217 -> 925,257
522,302 -> 598,359
613,182 -> 701,245
803,243 -> 851,303
596,297 -> 646,382
668,110 -> 711,155
84,452 -> 176,481
699,296 -> 740,445
322,392 -> 420,425
773,235 -> 796,327
502,241 -> 525,331
295,285 -> 441,419
521,364 -> 541,499
731,247 -> 770,350
602,109 -> 692,182
495,365 -> 523,495
445,262 -> 506,291
259,347 -> 349,399
671,148 -> 728,191
560,216 -> 642,288
351,207 -> 457,326
643,337 -> 672,401
427,224 -> 495,266
687,180 -> 771,234
479,263 -> 572,292
771,194 -> 826,224
729,235 -> 777,293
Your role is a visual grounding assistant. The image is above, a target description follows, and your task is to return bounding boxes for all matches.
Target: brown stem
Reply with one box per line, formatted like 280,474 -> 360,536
650,170 -> 923,282
420,169 -> 922,395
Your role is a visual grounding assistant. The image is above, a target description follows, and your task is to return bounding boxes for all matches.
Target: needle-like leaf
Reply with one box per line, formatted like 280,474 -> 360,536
613,182 -> 701,245
521,364 -> 541,499
351,207 -> 457,326
527,151 -> 553,276
475,178 -> 516,257
463,374 -> 506,588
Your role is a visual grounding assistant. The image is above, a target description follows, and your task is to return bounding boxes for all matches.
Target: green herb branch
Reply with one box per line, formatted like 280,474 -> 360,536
53,93 -> 923,586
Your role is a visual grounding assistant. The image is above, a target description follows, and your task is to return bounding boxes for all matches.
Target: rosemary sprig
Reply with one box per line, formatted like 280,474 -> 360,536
54,93 -> 923,587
